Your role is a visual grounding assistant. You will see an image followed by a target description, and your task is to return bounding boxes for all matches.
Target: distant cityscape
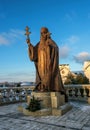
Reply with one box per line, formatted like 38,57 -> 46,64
0,61 -> 90,87
0,81 -> 35,88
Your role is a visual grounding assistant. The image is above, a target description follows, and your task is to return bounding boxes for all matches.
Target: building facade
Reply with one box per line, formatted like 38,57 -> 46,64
83,61 -> 90,82
59,64 -> 71,83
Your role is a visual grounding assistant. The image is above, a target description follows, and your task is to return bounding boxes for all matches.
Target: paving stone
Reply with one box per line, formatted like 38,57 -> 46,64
0,101 -> 90,130
82,127 -> 90,130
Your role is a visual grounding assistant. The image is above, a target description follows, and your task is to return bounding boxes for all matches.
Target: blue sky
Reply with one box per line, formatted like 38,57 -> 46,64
0,0 -> 90,82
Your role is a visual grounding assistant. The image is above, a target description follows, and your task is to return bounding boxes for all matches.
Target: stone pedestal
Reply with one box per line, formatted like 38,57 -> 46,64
19,92 -> 72,116
31,92 -> 51,108
27,95 -> 31,105
51,92 -> 65,108
88,97 -> 90,104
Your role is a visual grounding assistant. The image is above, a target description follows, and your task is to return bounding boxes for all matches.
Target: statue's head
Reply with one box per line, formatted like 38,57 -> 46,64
40,27 -> 49,40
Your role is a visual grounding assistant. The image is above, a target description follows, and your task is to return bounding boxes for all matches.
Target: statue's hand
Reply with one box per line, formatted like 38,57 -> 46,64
26,39 -> 30,44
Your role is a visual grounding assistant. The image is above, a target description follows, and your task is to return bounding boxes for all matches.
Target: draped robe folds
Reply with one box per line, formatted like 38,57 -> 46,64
28,39 -> 65,92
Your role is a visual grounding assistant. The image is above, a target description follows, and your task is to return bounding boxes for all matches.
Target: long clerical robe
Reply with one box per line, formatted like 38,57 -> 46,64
28,38 -> 65,92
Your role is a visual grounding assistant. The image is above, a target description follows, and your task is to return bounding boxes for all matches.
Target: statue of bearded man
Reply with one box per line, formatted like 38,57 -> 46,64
26,27 -> 65,94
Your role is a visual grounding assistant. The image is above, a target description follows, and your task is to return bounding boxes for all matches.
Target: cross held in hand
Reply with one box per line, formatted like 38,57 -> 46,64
25,26 -> 31,40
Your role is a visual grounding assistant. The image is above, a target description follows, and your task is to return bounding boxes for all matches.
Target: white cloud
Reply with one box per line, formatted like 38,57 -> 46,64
59,45 -> 70,59
65,14 -> 73,21
0,29 -> 24,45
0,71 -> 35,82
0,35 -> 9,45
67,35 -> 79,44
73,52 -> 90,64
64,11 -> 77,21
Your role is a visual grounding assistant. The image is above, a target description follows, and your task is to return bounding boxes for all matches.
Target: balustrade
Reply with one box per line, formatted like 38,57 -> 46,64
64,84 -> 90,103
0,85 -> 90,105
0,86 -> 34,105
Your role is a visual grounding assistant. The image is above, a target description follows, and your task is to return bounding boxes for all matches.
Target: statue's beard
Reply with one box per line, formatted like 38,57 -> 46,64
40,36 -> 47,44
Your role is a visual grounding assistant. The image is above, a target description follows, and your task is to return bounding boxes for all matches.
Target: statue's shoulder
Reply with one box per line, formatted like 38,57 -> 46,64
47,39 -> 58,48
35,42 -> 40,48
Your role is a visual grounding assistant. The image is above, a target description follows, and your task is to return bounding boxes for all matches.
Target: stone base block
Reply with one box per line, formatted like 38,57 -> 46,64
52,103 -> 72,116
18,105 -> 52,116
88,97 -> 90,104
18,92 -> 72,116
17,106 -> 23,112
18,103 -> 72,116
31,92 -> 51,108
51,92 -> 65,108
27,95 -> 31,105
23,108 -> 52,116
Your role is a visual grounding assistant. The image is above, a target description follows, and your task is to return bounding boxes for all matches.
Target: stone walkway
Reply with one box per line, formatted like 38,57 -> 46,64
0,101 -> 90,130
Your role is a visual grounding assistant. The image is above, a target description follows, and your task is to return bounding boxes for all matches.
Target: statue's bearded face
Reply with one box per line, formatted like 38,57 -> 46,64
40,28 -> 48,40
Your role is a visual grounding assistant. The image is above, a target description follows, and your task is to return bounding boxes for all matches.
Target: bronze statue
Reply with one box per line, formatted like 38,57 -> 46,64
25,27 -> 66,95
